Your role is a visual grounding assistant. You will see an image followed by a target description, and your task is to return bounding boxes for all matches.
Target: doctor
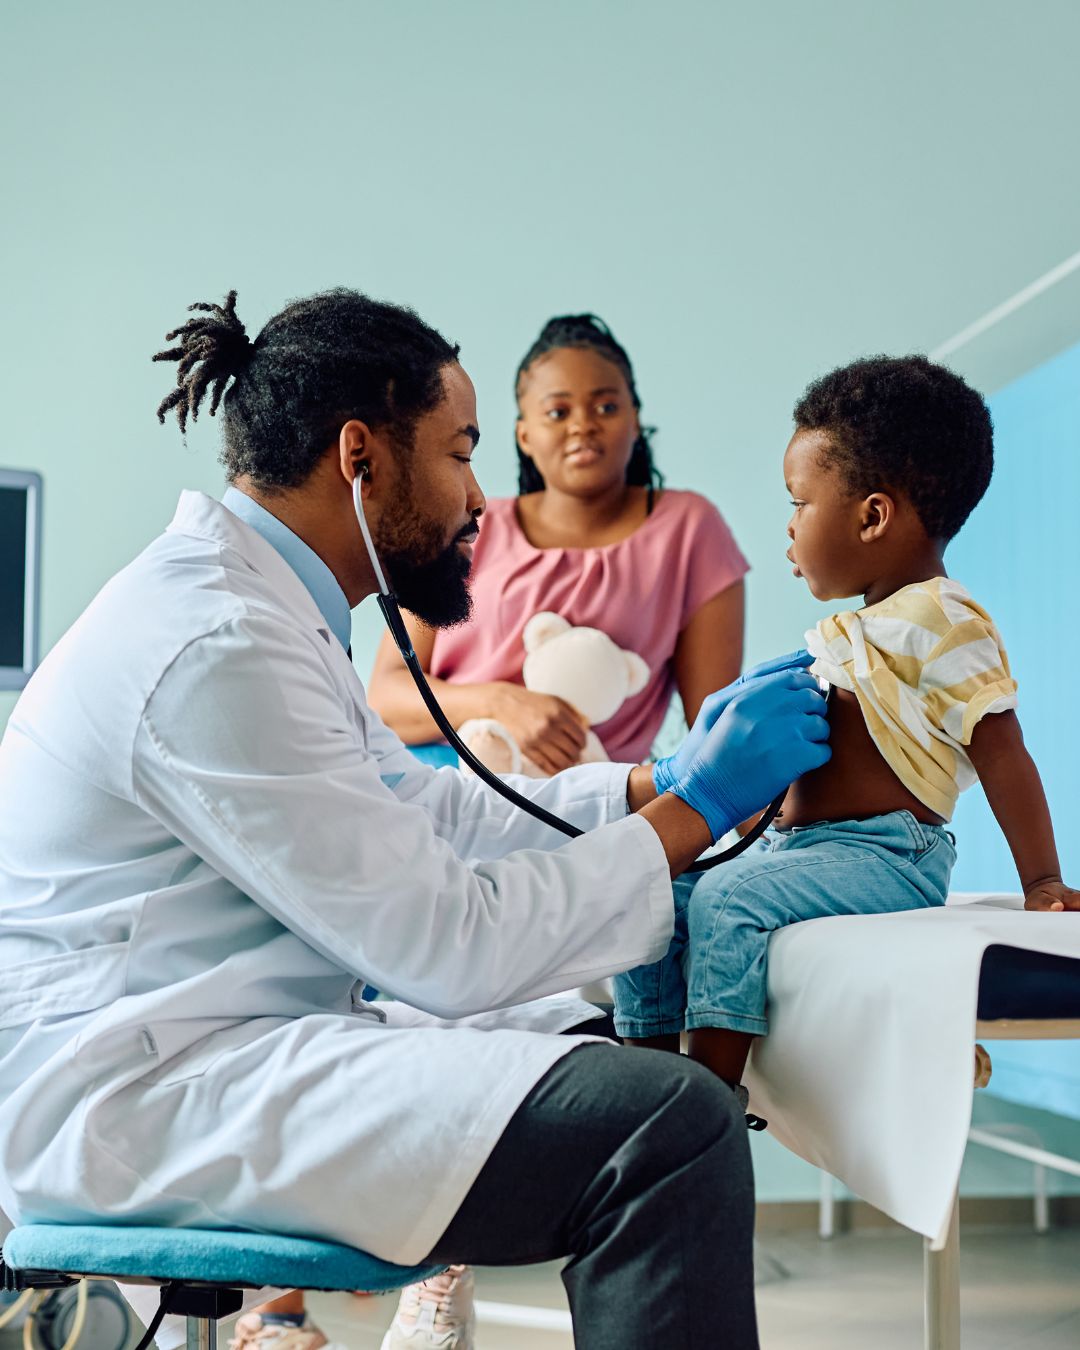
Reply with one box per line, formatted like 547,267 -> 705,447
0,288 -> 829,1350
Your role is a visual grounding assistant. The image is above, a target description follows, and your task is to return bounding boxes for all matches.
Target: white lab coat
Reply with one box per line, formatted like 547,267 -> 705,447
0,491 -> 673,1263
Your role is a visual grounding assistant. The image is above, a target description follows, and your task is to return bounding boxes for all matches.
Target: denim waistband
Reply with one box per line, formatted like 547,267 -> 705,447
769,809 -> 954,854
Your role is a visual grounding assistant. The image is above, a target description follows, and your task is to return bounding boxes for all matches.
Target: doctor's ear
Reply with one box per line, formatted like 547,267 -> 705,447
338,419 -> 375,488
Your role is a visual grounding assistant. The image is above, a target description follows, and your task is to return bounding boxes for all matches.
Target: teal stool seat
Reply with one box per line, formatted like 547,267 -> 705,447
2,1224 -> 444,1350
2,1223 -> 442,1293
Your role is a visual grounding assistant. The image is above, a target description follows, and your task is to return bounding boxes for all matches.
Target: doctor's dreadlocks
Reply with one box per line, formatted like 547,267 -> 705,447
514,314 -> 663,495
153,288 -> 460,489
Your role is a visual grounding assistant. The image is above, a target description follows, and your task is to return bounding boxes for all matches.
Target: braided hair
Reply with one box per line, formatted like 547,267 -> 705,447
153,288 -> 460,488
514,314 -> 663,495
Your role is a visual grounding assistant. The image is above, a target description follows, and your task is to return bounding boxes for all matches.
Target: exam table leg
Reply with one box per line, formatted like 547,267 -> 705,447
818,1171 -> 836,1240
924,1190 -> 960,1350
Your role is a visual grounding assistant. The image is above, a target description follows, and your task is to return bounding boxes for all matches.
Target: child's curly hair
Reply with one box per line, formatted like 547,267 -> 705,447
794,355 -> 993,541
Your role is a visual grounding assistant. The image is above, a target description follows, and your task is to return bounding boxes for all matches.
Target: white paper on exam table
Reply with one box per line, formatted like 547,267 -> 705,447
744,894 -> 1080,1249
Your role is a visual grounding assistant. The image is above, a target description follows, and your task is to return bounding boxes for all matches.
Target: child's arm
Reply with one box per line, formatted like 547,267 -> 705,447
967,710 -> 1080,912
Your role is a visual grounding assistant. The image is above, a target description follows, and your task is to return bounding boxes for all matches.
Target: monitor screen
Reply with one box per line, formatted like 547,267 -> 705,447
0,470 -> 42,691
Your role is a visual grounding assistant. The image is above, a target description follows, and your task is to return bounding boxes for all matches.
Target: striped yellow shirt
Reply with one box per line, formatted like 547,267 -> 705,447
806,577 -> 1017,820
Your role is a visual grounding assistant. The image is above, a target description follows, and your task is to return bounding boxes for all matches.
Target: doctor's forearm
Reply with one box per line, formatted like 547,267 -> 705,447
627,765 -> 659,812
633,776 -> 713,877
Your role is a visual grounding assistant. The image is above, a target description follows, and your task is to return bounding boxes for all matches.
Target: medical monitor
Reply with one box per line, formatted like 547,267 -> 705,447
0,470 -> 43,691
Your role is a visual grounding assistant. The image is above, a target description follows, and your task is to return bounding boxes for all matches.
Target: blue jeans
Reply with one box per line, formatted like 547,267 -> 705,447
409,743 -> 459,768
613,811 -> 956,1038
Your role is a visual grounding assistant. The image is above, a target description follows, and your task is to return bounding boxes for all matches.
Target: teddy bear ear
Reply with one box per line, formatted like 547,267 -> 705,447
523,611 -> 571,653
623,650 -> 650,698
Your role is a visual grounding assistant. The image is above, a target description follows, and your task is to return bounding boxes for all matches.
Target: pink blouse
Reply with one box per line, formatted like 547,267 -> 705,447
429,490 -> 749,763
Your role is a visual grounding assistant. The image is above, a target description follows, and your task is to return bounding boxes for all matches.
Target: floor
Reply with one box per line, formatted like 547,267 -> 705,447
3,1223 -> 1077,1349
303,1223 -> 1080,1349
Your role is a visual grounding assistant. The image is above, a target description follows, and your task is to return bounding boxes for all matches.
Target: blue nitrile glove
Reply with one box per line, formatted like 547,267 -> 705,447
652,650 -> 816,795
668,668 -> 831,841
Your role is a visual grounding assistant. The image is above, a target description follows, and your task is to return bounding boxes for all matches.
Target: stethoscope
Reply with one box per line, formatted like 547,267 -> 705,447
353,474 -> 792,873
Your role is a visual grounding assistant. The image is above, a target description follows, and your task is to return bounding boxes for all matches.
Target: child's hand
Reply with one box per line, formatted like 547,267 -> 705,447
1024,879 -> 1080,912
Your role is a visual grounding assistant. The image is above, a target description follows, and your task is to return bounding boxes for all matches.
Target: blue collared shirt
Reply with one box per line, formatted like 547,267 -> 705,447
221,487 -> 353,654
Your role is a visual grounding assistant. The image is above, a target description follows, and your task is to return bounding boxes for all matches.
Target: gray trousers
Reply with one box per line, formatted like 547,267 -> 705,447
428,1040 -> 760,1349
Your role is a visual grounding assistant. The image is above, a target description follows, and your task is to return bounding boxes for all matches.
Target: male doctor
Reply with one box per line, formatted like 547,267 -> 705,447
0,289 -> 830,1350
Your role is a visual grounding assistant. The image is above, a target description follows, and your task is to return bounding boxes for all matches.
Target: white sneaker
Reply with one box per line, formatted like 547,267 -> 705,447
379,1266 -> 475,1350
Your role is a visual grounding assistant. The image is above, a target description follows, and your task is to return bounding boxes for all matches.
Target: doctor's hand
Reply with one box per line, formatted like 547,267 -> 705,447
667,668 -> 831,841
488,683 -> 588,776
652,650 -> 816,795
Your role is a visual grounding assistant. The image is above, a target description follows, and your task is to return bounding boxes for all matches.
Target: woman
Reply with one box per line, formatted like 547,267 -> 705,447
368,313 -> 748,775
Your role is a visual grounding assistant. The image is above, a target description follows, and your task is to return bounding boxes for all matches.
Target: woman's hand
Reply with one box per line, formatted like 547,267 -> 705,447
1024,879 -> 1080,912
489,683 -> 589,776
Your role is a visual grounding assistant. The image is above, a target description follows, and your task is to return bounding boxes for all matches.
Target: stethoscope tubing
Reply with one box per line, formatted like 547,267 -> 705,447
380,595 -> 787,874
357,476 -> 788,874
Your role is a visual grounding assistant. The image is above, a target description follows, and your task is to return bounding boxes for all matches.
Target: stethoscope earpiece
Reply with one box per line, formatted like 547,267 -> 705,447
351,469 -> 390,596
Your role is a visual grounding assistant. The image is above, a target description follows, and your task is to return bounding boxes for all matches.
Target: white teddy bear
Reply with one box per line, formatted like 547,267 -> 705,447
457,611 -> 650,778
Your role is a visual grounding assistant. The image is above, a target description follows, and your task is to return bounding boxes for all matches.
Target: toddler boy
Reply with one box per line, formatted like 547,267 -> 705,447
615,355 -> 1080,1117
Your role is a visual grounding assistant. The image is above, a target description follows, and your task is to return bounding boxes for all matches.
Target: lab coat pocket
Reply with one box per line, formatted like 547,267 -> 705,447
140,1016 -> 289,1086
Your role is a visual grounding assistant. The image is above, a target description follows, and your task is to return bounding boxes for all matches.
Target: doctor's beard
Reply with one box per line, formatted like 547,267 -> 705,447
375,508 -> 477,630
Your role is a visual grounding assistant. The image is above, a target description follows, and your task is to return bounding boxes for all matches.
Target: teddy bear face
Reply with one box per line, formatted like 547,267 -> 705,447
522,612 -> 649,727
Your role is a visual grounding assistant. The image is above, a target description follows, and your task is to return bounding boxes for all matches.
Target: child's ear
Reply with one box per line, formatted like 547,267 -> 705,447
859,491 -> 894,542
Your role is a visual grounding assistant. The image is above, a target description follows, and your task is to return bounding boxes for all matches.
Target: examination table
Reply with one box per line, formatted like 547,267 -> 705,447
746,892 -> 1080,1348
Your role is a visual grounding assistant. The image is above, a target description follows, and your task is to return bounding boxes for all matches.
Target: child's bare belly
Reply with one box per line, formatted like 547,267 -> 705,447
777,687 -> 945,829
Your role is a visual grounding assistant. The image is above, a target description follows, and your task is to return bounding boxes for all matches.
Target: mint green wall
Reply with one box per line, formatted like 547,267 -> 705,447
752,1093 -> 1080,1205
4,1 -> 1080,1203
6,0 -> 1080,729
